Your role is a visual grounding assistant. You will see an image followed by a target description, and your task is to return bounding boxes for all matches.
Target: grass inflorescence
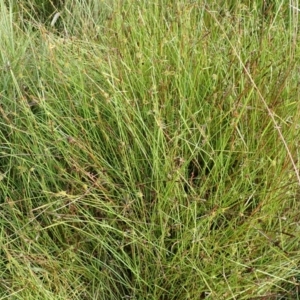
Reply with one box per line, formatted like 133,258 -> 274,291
0,0 -> 300,299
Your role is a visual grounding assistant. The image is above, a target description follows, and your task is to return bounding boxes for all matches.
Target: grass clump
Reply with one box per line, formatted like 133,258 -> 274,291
1,0 -> 300,299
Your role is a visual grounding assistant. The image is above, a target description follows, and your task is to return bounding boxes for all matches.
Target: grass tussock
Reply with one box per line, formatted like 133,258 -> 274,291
1,0 -> 300,299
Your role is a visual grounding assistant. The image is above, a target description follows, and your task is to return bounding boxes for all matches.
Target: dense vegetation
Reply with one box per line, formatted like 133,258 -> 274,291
0,0 -> 300,299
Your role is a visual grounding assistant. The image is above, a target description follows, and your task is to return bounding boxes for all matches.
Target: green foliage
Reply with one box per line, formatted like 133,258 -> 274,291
6,0 -> 64,23
0,0 -> 300,299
